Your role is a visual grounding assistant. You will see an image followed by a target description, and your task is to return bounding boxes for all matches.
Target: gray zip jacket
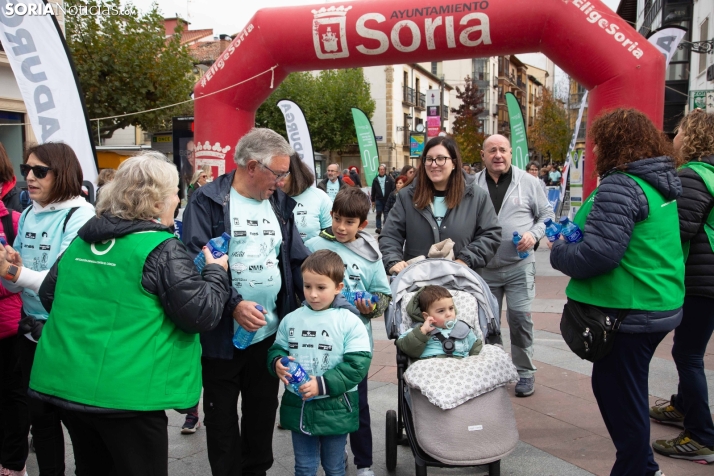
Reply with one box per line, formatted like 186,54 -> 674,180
379,172 -> 501,272
474,166 -> 555,270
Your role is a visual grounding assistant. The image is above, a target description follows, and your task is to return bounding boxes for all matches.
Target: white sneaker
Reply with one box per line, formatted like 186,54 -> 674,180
356,468 -> 375,476
654,471 -> 665,476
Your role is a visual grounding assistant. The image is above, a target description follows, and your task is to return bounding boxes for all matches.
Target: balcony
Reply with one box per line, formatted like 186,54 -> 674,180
415,92 -> 426,110
474,79 -> 489,91
517,78 -> 526,89
403,86 -> 415,105
639,0 -> 662,35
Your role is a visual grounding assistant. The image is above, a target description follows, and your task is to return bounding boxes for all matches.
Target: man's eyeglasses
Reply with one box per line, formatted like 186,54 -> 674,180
20,164 -> 52,179
424,155 -> 453,166
260,162 -> 291,181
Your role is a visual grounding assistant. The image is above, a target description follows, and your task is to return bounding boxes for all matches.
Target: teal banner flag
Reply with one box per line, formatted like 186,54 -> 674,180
505,92 -> 529,170
351,108 -> 379,186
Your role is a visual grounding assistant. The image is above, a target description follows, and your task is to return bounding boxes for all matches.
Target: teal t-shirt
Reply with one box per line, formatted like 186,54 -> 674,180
15,203 -> 95,321
228,189 -> 283,345
326,179 -> 340,201
397,325 -> 478,359
304,236 -> 392,349
274,305 -> 371,396
377,176 -> 386,196
292,187 -> 333,242
431,197 -> 447,227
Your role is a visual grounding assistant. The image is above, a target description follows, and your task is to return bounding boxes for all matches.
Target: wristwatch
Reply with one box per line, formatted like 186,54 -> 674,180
3,264 -> 18,281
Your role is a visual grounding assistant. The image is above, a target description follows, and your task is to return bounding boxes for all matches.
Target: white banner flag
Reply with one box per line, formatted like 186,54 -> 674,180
0,0 -> 98,183
277,100 -> 315,184
647,26 -> 688,68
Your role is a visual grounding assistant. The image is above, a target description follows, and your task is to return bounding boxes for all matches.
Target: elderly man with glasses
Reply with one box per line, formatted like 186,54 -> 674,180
182,128 -> 310,476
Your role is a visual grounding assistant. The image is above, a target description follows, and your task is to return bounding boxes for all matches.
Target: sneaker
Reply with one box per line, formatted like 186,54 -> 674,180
375,228 -> 381,234
650,395 -> 684,428
181,413 -> 200,434
654,471 -> 665,476
356,468 -> 375,476
515,376 -> 535,397
652,431 -> 714,464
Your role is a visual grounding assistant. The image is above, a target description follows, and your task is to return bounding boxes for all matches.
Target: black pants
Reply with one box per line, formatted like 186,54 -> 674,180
348,376 -> 372,469
18,337 -> 65,476
591,331 -> 667,476
672,295 -> 714,446
0,335 -> 28,471
202,334 -> 279,476
63,410 -> 168,476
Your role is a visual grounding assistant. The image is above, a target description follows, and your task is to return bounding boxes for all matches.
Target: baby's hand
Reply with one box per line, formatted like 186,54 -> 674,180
275,356 -> 293,386
298,377 -> 319,400
421,316 -> 436,334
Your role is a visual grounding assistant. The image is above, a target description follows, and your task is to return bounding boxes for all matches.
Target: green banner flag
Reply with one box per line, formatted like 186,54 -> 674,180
351,108 -> 379,186
505,92 -> 529,170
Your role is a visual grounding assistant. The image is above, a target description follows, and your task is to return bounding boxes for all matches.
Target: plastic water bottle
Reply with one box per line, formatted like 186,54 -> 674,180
544,218 -> 562,242
0,237 -> 5,246
342,290 -> 379,306
280,357 -> 314,401
232,305 -> 264,349
559,217 -> 583,243
512,232 -> 530,259
194,232 -> 231,273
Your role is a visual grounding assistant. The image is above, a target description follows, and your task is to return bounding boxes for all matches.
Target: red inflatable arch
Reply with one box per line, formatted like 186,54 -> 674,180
193,0 -> 664,198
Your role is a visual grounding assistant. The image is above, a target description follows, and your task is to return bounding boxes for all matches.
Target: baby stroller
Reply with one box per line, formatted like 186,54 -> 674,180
384,259 -> 519,475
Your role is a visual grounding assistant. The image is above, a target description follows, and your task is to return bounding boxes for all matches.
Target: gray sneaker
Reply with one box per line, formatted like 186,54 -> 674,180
515,376 -> 535,397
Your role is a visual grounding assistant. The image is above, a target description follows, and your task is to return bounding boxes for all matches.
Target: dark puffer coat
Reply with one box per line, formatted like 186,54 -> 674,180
40,215 -> 231,334
550,156 -> 683,333
678,155 -> 714,297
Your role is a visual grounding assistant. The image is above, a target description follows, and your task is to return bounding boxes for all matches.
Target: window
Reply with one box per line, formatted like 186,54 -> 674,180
415,77 -> 420,94
700,17 -> 709,74
403,71 -> 409,88
431,62 -> 438,75
0,111 -> 26,184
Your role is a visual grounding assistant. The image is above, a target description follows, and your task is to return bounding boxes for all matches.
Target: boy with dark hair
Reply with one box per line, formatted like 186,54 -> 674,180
304,187 -> 391,476
268,250 -> 372,476
396,285 -> 482,359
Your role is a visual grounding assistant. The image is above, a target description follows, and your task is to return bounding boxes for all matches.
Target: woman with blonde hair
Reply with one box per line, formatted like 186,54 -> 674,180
22,154 -> 231,474
650,109 -> 714,464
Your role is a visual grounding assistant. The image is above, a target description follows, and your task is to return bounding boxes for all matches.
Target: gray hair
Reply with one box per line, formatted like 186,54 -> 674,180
342,169 -> 349,175
96,154 -> 178,221
137,150 -> 173,163
234,128 -> 294,167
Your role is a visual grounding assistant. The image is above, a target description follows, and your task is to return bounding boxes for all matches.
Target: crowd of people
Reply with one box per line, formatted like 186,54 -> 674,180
0,106 -> 709,476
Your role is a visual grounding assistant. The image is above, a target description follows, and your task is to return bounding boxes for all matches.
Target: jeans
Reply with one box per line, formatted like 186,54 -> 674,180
0,335 -> 28,471
592,331 -> 667,476
478,262 -> 537,377
63,410 -> 168,476
672,295 -> 714,446
348,377 -> 372,469
375,200 -> 385,229
202,334 -> 279,476
291,431 -> 347,476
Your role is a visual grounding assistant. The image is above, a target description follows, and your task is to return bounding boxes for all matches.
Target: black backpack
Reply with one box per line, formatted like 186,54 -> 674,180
1,213 -> 15,246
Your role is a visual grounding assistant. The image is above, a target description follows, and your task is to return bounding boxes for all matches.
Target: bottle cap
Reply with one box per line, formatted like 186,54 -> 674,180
512,231 -> 519,236
559,216 -> 568,224
221,232 -> 231,241
544,218 -> 552,225
280,357 -> 290,366
255,304 -> 264,312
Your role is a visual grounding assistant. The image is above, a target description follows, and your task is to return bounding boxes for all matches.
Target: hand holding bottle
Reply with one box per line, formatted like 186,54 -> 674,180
203,247 -> 228,271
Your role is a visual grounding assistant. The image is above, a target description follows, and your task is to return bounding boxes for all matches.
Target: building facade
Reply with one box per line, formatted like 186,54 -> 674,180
496,55 -> 528,139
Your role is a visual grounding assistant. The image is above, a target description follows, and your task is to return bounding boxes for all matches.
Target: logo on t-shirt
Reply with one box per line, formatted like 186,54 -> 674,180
231,251 -> 245,258
265,259 -> 276,268
248,280 -> 262,288
302,330 -> 316,338
233,218 -> 240,226
318,344 -> 332,351
247,220 -> 258,226
249,264 -> 264,273
351,263 -> 360,271
25,232 -> 36,239
349,275 -> 361,282
264,230 -> 275,236
289,328 -> 295,337
296,211 -> 307,216
322,330 -> 330,338
39,244 -> 51,251
297,203 -> 304,207
302,343 -> 314,348
263,218 -> 271,224
234,230 -> 246,237
41,232 -> 48,238
288,342 -> 298,349
231,263 -> 247,273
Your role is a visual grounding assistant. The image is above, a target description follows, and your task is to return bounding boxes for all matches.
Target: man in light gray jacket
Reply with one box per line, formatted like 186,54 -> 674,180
475,134 -> 554,398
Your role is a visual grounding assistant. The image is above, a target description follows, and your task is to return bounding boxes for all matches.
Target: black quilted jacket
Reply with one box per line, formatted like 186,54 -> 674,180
678,155 -> 714,298
40,215 -> 231,334
550,156 -> 683,333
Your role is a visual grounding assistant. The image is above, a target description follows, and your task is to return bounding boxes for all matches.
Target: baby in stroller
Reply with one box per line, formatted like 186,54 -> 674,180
396,285 -> 482,360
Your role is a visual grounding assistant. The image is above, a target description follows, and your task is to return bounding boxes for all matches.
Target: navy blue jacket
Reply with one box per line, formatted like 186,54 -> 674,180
550,156 -> 683,333
182,171 -> 310,359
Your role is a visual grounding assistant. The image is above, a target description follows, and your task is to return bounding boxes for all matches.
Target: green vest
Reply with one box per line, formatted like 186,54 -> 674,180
680,161 -> 714,258
29,231 -> 202,411
565,173 -> 684,311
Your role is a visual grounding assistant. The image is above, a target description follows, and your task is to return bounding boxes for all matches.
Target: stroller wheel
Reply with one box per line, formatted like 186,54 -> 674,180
488,460 -> 501,476
415,461 -> 427,476
385,410 -> 398,471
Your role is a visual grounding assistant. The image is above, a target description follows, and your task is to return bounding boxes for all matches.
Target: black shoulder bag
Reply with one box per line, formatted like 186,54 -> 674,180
560,299 -> 628,362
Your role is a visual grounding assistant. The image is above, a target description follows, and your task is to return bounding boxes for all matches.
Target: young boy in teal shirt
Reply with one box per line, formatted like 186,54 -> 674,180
268,250 -> 372,476
304,187 -> 391,476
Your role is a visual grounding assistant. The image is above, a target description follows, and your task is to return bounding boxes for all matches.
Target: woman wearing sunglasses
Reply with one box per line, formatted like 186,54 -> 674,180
0,142 -> 95,476
379,135 -> 501,275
